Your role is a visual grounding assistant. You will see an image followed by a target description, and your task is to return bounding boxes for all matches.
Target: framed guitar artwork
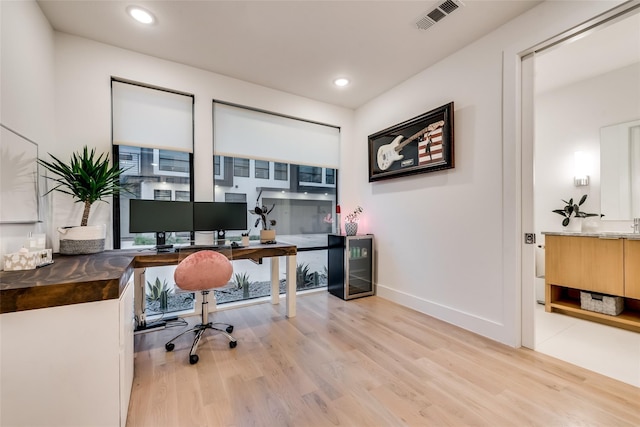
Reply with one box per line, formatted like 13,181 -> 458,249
368,102 -> 454,182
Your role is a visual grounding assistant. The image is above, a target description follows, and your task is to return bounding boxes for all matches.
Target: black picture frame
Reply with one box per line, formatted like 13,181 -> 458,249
368,102 -> 454,182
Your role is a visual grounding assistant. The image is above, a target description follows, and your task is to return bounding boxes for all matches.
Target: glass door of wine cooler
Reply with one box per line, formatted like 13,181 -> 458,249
328,234 -> 374,300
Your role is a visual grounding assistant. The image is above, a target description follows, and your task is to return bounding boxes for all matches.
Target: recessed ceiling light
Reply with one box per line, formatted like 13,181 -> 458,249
127,6 -> 155,24
334,78 -> 350,87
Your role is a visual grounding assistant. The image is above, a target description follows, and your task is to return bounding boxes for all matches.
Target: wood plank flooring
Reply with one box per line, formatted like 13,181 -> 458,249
127,292 -> 640,427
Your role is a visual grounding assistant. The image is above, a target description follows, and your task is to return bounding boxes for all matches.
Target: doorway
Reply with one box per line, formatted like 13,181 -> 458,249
521,4 -> 640,387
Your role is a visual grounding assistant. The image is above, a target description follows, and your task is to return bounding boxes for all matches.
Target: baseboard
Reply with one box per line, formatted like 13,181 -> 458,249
376,284 -> 511,346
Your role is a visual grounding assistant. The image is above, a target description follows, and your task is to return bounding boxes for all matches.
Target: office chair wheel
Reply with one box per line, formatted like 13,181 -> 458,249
189,354 -> 199,365
165,343 -> 175,352
226,326 -> 234,333
229,340 -> 237,349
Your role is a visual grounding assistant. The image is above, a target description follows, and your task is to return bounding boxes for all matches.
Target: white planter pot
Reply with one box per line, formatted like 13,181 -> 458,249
563,218 -> 582,233
58,224 -> 106,255
260,229 -> 276,243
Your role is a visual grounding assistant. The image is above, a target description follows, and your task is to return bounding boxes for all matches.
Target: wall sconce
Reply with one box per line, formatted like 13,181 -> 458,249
574,151 -> 590,186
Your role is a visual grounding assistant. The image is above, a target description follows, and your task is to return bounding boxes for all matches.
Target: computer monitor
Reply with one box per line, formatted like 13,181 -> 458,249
193,202 -> 248,238
129,199 -> 194,247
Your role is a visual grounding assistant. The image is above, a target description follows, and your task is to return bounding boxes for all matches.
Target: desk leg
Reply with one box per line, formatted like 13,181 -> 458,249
286,254 -> 296,318
134,268 -> 146,328
270,257 -> 280,305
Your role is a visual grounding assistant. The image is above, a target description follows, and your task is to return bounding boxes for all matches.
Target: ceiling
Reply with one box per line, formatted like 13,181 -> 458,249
37,0 -> 541,109
535,11 -> 640,94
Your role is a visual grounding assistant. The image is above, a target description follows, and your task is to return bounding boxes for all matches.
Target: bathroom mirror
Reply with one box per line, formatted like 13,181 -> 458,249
600,118 -> 640,220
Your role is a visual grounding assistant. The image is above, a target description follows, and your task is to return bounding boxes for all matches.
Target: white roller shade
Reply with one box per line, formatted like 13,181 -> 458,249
214,103 -> 339,168
112,81 -> 193,153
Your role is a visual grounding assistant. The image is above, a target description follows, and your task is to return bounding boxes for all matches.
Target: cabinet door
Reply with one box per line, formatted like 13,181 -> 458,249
581,237 -> 623,295
625,239 -> 640,299
119,279 -> 135,426
545,235 -> 623,295
545,235 -> 583,288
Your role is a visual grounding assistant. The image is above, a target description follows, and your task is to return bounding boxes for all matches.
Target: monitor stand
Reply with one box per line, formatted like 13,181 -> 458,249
155,231 -> 173,252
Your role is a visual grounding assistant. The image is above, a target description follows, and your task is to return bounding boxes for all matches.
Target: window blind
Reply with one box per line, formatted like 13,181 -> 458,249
112,81 -> 194,153
213,102 -> 340,168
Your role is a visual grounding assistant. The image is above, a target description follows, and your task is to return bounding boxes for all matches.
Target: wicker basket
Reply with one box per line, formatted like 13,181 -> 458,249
580,291 -> 623,316
59,239 -> 105,255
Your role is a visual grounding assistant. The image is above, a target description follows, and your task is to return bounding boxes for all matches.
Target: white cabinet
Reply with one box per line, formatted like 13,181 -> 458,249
0,279 -> 135,426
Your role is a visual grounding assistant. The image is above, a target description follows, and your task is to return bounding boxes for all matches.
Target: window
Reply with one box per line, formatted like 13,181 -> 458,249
326,168 -> 335,185
214,155 -> 221,176
154,189 -> 171,200
299,166 -> 322,183
255,160 -> 269,179
233,158 -> 249,177
225,193 -> 247,203
213,102 -> 340,305
112,80 -> 195,320
175,190 -> 190,201
159,150 -> 189,173
274,162 -> 288,180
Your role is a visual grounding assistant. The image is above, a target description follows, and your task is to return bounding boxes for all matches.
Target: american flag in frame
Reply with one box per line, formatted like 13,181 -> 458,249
368,102 -> 454,182
418,120 -> 445,166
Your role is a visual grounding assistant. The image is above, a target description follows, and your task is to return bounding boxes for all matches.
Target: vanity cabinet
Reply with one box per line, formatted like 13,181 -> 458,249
545,234 -> 640,332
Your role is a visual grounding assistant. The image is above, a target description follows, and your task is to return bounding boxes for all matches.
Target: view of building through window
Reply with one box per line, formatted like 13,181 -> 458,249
115,149 -> 337,317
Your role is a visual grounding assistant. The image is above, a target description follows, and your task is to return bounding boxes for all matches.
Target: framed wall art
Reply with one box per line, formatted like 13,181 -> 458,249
368,102 -> 454,182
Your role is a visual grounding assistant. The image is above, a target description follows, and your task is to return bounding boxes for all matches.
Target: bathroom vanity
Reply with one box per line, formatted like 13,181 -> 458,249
543,232 -> 640,332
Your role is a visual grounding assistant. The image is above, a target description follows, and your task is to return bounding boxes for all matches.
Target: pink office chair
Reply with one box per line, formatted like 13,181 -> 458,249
164,250 -> 237,364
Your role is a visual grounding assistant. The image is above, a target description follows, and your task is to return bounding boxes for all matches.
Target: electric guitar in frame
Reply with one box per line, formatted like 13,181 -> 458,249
376,120 -> 445,171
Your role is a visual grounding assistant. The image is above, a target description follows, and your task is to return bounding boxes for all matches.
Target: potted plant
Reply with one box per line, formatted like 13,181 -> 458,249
250,190 -> 277,243
552,194 -> 598,231
38,146 -> 128,254
344,206 -> 363,236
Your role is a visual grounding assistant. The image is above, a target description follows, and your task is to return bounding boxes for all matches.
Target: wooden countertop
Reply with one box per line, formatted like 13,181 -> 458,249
0,243 -> 296,314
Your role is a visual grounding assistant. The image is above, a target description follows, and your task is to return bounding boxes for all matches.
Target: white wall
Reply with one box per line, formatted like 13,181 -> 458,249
352,1 -> 622,346
535,62 -> 640,240
0,1 -> 56,259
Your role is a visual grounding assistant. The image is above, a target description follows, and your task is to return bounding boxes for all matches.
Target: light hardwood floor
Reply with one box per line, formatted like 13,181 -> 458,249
127,292 -> 640,426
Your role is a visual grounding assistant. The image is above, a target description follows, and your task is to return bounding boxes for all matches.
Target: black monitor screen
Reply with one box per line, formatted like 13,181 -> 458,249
193,202 -> 248,232
129,199 -> 194,233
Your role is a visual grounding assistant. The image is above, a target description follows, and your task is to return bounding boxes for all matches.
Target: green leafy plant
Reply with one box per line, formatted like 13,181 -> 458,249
296,263 -> 312,285
146,277 -> 172,301
553,195 -> 598,227
249,189 -> 276,230
38,146 -> 129,226
233,272 -> 251,289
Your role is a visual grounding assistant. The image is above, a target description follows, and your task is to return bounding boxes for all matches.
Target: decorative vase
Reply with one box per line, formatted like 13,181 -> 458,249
57,224 -> 106,255
260,229 -> 276,243
344,222 -> 358,236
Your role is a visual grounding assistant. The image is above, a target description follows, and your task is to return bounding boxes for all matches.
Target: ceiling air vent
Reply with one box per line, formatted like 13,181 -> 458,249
416,0 -> 464,30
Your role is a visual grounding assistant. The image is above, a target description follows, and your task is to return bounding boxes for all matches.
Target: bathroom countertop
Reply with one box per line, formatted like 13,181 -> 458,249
542,231 -> 640,239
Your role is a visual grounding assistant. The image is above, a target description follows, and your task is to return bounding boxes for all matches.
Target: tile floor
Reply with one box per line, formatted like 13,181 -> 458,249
534,302 -> 640,388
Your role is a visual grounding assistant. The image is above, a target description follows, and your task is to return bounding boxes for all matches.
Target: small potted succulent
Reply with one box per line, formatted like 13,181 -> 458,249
552,194 -> 598,230
38,146 -> 128,254
344,206 -> 363,236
